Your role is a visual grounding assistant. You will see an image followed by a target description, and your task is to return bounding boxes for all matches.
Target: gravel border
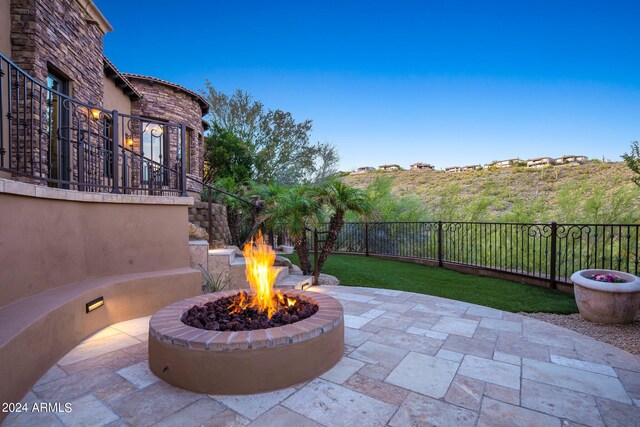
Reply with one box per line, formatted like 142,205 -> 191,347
521,312 -> 640,356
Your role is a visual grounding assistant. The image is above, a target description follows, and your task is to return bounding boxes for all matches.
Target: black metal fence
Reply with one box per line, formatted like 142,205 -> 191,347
0,52 -> 186,195
312,221 -> 640,288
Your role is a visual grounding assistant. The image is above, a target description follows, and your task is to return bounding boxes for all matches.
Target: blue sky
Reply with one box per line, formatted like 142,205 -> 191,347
95,0 -> 640,171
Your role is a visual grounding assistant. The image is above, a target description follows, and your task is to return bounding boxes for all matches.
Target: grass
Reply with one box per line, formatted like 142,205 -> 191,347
284,253 -> 578,314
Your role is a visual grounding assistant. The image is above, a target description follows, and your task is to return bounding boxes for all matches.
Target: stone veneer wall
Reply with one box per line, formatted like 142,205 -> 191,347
188,200 -> 231,244
127,77 -> 205,181
10,0 -> 105,106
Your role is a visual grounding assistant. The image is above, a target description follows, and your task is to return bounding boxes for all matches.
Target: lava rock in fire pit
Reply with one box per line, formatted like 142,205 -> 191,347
181,291 -> 319,331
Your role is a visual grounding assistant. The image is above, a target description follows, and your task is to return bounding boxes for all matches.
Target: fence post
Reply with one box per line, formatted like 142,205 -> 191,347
180,124 -> 187,196
364,222 -> 369,256
313,228 -> 319,286
549,221 -> 558,289
207,191 -> 213,246
111,110 -> 120,193
438,221 -> 443,267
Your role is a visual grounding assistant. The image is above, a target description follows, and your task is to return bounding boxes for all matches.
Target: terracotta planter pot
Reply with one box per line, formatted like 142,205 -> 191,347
570,269 -> 640,324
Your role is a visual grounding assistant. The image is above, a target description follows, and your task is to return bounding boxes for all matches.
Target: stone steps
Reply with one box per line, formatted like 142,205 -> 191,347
204,246 -> 309,291
276,274 -> 314,290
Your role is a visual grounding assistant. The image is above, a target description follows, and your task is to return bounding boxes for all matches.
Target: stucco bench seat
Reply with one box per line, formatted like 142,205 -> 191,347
0,267 -> 200,410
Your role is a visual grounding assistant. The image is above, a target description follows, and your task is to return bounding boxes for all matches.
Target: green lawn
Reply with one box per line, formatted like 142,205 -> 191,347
284,253 -> 578,314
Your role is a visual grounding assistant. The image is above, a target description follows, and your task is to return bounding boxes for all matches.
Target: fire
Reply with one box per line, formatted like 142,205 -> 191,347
229,230 -> 297,319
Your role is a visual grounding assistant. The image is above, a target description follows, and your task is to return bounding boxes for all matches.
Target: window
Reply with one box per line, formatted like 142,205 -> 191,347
45,71 -> 69,186
103,117 -> 113,178
141,121 -> 166,184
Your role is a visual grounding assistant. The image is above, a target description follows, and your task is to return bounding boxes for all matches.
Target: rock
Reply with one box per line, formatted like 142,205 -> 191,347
290,264 -> 303,274
209,240 -> 226,249
318,273 -> 340,286
189,222 -> 209,241
274,256 -> 293,268
278,245 -> 295,254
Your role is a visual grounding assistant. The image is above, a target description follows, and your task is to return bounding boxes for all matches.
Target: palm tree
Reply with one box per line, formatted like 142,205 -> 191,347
316,181 -> 371,272
263,185 -> 320,275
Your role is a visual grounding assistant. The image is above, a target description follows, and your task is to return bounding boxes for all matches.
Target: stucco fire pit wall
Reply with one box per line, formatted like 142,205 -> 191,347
148,289 -> 344,395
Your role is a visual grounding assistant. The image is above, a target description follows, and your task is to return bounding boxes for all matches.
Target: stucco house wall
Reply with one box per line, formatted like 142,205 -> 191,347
0,0 -> 10,57
103,73 -> 132,114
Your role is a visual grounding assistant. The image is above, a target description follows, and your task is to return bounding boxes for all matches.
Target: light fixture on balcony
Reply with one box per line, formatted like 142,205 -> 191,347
91,109 -> 101,120
86,296 -> 104,313
126,134 -> 134,147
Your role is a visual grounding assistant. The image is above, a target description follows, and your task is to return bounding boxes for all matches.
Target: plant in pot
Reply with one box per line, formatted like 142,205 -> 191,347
570,269 -> 640,324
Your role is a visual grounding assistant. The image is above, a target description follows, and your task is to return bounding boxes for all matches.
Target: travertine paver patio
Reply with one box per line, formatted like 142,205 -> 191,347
5,286 -> 640,426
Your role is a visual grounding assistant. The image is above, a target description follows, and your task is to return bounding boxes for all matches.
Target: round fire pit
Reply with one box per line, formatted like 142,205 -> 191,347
148,289 -> 344,395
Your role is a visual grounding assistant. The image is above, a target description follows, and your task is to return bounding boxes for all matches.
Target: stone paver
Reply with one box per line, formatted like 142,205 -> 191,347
56,395 -> 119,427
349,340 -> 409,368
58,334 -> 141,366
522,358 -> 632,404
442,334 -> 495,359
282,378 -> 396,427
342,314 -> 371,329
520,379 -> 604,426
156,398 -> 247,427
458,355 -> 521,390
248,405 -> 321,427
549,353 -> 617,377
212,388 -> 296,420
11,285 -> 640,426
319,356 -> 365,384
344,327 -> 373,347
432,316 -> 479,337
389,392 -> 478,426
370,328 -> 442,355
116,361 -> 159,389
478,317 -> 522,333
386,352 -> 459,398
477,397 -> 561,427
444,375 -> 485,411
344,373 -> 409,405
111,316 -> 152,337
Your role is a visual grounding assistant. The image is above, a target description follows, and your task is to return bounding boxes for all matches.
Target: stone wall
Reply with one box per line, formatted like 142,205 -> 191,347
10,0 -> 105,106
189,200 -> 231,244
127,76 -> 206,181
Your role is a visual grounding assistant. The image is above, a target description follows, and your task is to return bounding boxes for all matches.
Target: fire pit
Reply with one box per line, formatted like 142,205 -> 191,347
148,232 -> 344,394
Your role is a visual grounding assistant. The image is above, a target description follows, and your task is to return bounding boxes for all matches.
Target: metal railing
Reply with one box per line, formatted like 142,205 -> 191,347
0,52 -> 186,195
311,221 -> 640,288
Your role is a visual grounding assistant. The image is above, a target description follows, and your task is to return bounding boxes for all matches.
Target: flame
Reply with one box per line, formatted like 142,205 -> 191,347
228,230 -> 295,319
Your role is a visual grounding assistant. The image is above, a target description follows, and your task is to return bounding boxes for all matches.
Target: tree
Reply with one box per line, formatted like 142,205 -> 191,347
307,142 -> 340,184
253,109 -> 315,184
202,82 -> 339,185
204,84 -> 263,145
622,141 -> 640,187
315,181 -> 372,272
264,185 -> 320,275
203,123 -> 253,184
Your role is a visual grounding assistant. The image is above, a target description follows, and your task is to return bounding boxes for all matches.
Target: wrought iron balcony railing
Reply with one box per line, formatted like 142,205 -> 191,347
0,52 -> 187,196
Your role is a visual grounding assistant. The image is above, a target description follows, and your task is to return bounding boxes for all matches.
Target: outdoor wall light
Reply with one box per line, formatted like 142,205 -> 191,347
86,296 -> 104,313
91,108 -> 101,120
126,134 -> 134,147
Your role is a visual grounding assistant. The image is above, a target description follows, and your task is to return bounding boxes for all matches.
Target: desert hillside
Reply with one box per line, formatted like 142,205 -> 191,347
342,162 -> 640,223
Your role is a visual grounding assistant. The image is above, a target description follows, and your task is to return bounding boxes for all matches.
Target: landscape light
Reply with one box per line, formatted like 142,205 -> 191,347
85,296 -> 104,313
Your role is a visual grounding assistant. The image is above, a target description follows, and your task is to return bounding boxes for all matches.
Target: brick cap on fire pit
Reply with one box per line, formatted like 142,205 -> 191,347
149,289 -> 343,351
